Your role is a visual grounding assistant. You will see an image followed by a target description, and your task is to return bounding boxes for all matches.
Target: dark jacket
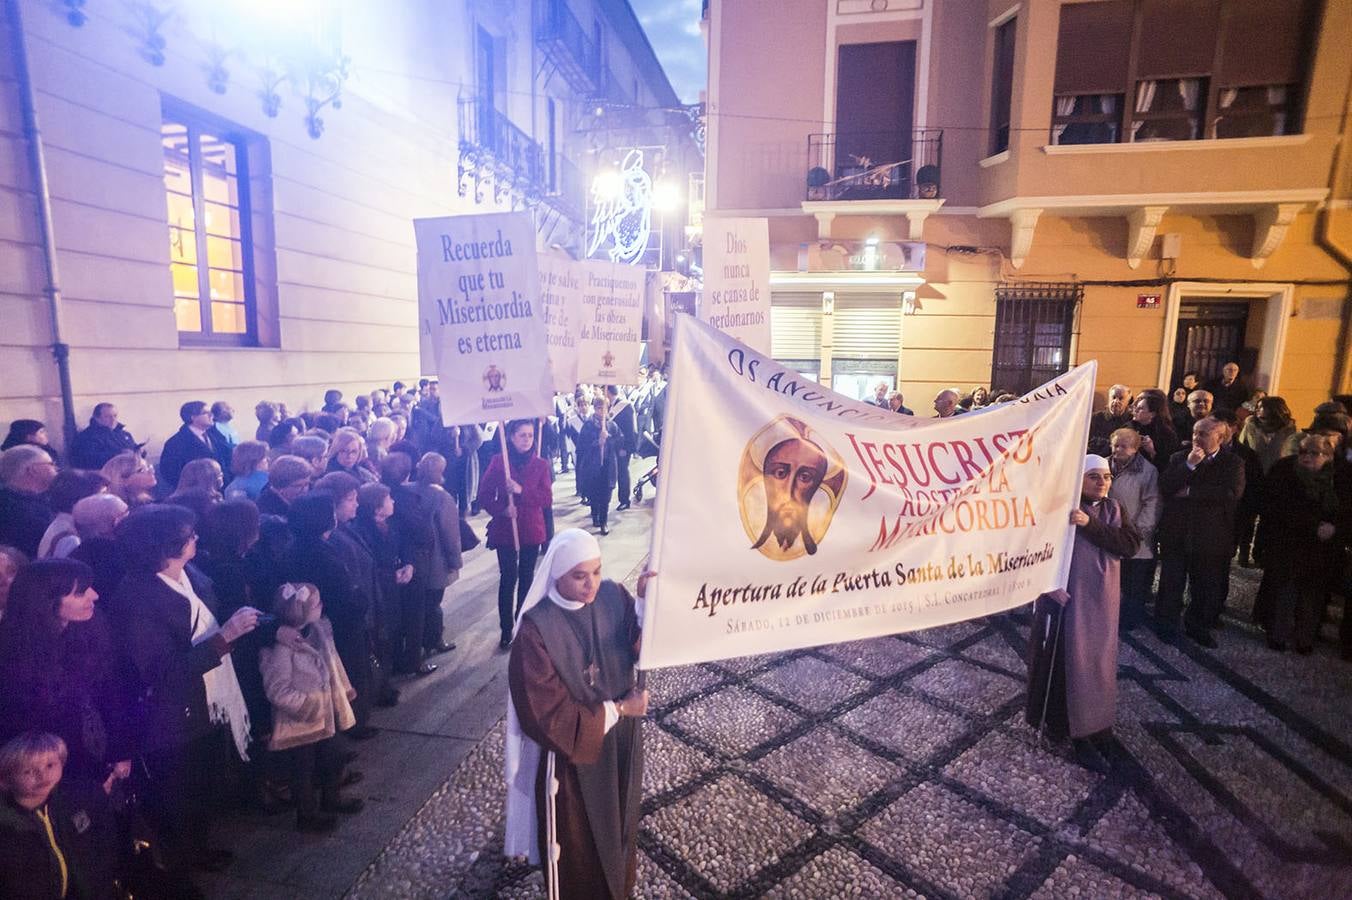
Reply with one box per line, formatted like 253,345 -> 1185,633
387,482 -> 437,592
1129,418 -> 1181,472
69,421 -> 140,471
68,538 -> 126,608
347,516 -> 405,641
1157,448 -> 1246,557
1205,377 -> 1249,413
284,537 -> 366,633
0,487 -> 53,559
193,550 -> 272,732
0,612 -> 133,782
112,568 -> 234,755
478,453 -> 552,548
255,486 -> 291,518
576,416 -> 622,495
610,400 -> 638,454
0,781 -> 119,900
158,425 -> 229,490
1256,456 -> 1351,578
1087,410 -> 1131,457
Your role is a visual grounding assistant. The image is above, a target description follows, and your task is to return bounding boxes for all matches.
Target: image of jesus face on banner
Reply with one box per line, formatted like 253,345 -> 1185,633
738,416 -> 848,561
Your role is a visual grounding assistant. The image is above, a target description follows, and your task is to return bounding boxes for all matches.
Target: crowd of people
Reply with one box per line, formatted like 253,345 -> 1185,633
0,370 -> 667,899
0,358 -> 1348,894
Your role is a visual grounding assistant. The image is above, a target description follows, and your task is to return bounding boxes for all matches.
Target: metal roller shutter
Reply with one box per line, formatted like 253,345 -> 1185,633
771,293 -> 823,359
833,293 -> 902,359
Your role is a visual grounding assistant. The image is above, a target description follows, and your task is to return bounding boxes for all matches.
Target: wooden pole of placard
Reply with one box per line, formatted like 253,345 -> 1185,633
497,423 -> 521,552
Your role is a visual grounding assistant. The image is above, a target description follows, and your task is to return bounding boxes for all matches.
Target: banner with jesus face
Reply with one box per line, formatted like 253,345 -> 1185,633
640,314 -> 1096,670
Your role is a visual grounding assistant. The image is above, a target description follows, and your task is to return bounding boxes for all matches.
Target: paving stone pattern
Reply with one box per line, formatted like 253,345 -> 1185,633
348,566 -> 1352,899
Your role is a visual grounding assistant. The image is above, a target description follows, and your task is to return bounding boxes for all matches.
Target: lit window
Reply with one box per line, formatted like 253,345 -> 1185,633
161,110 -> 255,343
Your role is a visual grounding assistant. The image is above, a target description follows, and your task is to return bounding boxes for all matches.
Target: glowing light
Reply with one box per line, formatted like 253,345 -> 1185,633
865,235 -> 880,246
652,180 -> 681,211
592,169 -> 624,203
588,149 -> 652,265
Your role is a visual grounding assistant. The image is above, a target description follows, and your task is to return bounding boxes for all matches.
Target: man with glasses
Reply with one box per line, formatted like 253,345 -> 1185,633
0,446 -> 58,558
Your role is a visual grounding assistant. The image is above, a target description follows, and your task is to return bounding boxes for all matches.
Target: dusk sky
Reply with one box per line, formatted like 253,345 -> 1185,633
630,0 -> 706,103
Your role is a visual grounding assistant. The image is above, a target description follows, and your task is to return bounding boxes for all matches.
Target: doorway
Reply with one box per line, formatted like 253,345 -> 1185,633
1168,301 -> 1254,390
834,41 -> 916,199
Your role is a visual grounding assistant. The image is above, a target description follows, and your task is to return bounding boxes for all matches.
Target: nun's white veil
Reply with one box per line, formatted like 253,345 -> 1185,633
503,528 -> 603,861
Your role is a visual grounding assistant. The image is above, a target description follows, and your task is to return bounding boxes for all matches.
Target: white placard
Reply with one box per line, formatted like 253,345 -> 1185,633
538,254 -> 583,391
700,217 -> 771,353
576,259 -> 644,384
415,211 -> 554,425
640,315 -> 1096,669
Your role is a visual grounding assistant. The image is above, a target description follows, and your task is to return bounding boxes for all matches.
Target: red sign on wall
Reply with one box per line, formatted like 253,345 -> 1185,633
1137,294 -> 1161,309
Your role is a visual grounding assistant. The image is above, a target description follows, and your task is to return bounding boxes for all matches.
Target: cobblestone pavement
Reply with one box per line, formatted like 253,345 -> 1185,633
348,564 -> 1352,900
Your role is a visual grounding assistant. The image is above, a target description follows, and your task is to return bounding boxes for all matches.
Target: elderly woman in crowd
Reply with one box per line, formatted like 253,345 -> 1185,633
350,482 -> 415,687
1239,395 -> 1297,475
328,427 -> 378,484
1107,429 -> 1161,629
172,458 -> 225,503
112,504 -> 261,889
0,559 -> 133,789
1128,390 -> 1180,471
411,453 -> 463,657
68,495 -> 129,603
1,419 -> 59,465
367,417 -> 397,465
256,454 -> 314,517
1256,434 -> 1351,653
100,450 -> 156,509
37,470 -> 108,559
224,440 -> 270,501
254,401 -> 280,442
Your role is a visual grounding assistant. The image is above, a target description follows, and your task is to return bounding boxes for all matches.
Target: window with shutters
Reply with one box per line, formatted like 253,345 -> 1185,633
990,283 -> 1081,396
770,294 -> 824,362
1050,0 -> 1318,145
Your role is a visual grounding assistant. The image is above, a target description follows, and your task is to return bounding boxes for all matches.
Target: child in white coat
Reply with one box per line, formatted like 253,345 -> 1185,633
260,582 -> 362,832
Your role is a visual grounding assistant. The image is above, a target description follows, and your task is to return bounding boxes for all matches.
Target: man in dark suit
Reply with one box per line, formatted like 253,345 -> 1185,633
606,385 -> 638,511
1155,416 -> 1246,647
70,402 -> 142,469
159,401 -> 230,491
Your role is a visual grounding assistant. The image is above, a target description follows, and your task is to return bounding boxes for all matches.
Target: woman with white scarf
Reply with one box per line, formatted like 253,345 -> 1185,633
504,528 -> 652,900
112,504 -> 261,892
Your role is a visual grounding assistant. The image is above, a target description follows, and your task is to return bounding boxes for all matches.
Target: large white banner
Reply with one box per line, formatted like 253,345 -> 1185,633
701,217 -> 770,353
640,315 -> 1096,670
538,255 -> 583,391
415,212 -> 555,426
577,259 -> 644,384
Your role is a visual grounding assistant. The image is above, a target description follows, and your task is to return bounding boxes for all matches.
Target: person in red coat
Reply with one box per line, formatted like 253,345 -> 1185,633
477,420 -> 553,649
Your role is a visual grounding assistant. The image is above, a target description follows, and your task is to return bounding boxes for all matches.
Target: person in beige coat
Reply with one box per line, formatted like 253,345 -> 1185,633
261,582 -> 364,833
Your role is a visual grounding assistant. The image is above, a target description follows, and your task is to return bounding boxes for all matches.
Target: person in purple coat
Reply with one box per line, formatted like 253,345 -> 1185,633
1027,454 -> 1140,774
477,420 -> 554,649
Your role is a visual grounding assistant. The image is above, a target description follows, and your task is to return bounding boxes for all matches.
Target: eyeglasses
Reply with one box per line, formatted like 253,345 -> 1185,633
1297,449 -> 1331,458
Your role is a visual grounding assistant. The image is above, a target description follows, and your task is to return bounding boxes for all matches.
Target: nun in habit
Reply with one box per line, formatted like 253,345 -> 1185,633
1026,454 -> 1140,774
505,529 -> 650,900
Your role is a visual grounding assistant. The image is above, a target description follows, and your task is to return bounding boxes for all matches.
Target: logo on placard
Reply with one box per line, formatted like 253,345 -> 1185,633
602,350 -> 615,369
737,416 -> 848,561
482,365 -> 506,392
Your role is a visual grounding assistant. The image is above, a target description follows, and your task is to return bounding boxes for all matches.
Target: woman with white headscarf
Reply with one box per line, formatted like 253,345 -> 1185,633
504,528 -> 651,900
1026,455 -> 1140,775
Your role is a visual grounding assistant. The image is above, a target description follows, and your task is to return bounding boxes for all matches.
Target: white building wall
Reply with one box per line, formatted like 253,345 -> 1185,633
0,0 -> 516,457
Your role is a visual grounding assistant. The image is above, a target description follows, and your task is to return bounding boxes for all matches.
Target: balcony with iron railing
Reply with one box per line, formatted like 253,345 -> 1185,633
806,129 -> 943,201
457,96 -> 545,205
543,151 -> 586,223
535,0 -> 601,94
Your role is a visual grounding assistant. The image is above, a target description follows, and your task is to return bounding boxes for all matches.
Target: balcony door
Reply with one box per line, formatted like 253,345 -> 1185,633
835,42 -> 915,199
